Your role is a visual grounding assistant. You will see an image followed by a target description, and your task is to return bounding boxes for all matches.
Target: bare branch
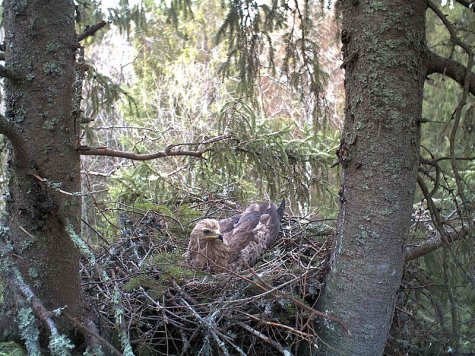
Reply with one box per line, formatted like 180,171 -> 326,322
406,227 -> 468,261
238,322 -> 291,356
77,21 -> 108,42
31,173 -> 107,197
426,51 -> 475,96
78,135 -> 231,161
421,155 -> 475,164
14,277 -> 60,337
78,146 -> 205,160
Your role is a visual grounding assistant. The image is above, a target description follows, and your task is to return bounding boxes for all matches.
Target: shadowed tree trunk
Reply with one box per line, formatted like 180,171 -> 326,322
3,0 -> 81,319
318,1 -> 427,354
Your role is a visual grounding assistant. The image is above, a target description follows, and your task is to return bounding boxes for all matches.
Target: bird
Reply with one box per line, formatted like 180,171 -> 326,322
186,200 -> 285,272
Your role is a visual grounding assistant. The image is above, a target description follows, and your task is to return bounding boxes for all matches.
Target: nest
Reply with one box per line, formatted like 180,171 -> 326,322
81,206 -> 334,355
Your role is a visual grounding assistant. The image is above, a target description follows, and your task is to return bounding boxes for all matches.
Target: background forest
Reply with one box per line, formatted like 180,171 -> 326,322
0,0 -> 474,355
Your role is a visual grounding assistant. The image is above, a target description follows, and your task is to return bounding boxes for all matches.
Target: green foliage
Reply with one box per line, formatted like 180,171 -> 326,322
0,342 -> 26,356
82,0 -> 340,221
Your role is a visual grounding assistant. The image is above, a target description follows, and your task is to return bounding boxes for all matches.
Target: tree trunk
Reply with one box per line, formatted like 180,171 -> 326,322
318,1 -> 427,354
4,0 -> 81,319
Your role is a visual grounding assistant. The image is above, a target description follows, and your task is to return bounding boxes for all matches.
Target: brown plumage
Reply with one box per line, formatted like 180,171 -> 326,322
187,200 -> 285,272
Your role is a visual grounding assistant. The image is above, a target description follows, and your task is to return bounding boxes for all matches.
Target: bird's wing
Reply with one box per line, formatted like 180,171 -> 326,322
222,201 -> 284,267
186,231 -> 201,265
218,214 -> 240,235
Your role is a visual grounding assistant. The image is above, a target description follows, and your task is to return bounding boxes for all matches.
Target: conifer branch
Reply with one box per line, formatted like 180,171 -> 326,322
426,51 -> 475,96
454,0 -> 475,12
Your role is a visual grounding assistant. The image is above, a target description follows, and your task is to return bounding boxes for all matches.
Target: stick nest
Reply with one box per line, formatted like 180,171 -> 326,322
81,203 -> 334,355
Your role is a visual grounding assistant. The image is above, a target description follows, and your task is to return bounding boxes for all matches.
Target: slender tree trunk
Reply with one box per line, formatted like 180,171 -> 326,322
318,1 -> 427,354
4,0 -> 81,318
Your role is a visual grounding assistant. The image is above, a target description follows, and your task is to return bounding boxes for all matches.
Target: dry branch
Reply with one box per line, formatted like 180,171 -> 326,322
77,21 -> 108,42
78,146 -> 205,160
78,135 -> 231,161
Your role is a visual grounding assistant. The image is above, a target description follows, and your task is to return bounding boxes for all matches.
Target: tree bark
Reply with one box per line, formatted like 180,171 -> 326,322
3,0 -> 81,320
318,1 -> 427,354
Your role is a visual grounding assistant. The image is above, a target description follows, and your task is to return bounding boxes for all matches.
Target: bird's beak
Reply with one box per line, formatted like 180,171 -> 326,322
217,234 -> 224,242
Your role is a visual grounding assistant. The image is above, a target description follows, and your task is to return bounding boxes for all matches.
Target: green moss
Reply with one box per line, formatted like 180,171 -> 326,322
42,117 -> 59,131
153,252 -> 200,282
124,275 -> 165,299
27,267 -> 38,279
46,42 -> 62,53
123,252 -> 206,299
14,107 -> 27,123
43,62 -> 64,76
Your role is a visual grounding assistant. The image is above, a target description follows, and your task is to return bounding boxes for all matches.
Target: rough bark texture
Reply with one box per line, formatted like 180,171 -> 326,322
318,1 -> 427,354
4,0 -> 81,318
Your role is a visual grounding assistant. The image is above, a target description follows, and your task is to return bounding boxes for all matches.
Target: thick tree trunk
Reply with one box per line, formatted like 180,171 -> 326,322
4,0 -> 81,319
318,1 -> 427,354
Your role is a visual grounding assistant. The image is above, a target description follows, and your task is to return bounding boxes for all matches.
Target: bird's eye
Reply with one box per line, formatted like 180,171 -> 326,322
203,229 -> 211,234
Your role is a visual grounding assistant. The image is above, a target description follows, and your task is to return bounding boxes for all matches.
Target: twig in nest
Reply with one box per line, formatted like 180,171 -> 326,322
61,313 -> 122,356
245,263 -> 350,335
238,322 -> 292,356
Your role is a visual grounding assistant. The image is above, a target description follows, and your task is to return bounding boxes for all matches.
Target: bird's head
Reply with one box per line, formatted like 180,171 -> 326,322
191,219 -> 224,243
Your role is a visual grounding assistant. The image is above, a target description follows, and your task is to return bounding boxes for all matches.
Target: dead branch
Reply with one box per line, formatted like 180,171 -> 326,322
77,21 -> 108,42
31,173 -> 108,197
238,322 -> 292,356
78,146 -> 203,160
405,226 -> 468,261
78,135 -> 231,161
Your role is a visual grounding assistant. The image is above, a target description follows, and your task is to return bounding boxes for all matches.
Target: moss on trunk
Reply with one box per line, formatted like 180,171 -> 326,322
3,0 -> 81,319
318,1 -> 427,354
